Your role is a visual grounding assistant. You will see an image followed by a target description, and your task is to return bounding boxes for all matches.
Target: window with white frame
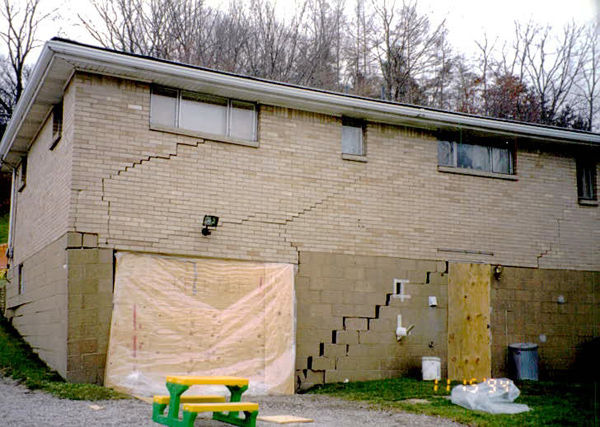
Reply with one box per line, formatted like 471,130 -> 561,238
341,118 -> 364,156
438,132 -> 514,175
150,86 -> 257,142
577,160 -> 597,202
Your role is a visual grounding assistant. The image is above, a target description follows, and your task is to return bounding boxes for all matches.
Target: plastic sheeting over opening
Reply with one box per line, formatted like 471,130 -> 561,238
104,252 -> 295,396
450,378 -> 530,414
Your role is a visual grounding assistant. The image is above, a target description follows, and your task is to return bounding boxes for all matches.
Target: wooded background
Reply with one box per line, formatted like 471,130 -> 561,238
1,0 -> 599,138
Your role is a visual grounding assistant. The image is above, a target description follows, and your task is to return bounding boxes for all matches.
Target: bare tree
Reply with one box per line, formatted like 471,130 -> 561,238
517,21 -> 587,124
343,0 -> 379,96
0,0 -> 52,125
575,23 -> 599,130
372,0 -> 447,104
80,0 -> 173,58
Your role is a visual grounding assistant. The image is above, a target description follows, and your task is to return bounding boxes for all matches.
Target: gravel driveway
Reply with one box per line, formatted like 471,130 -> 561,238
0,377 -> 461,426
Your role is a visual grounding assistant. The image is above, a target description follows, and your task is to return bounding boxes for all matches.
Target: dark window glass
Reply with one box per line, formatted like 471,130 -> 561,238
437,140 -> 453,166
577,161 -> 597,201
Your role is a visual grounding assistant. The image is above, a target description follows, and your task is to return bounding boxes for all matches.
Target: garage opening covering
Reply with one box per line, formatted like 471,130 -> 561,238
105,252 -> 295,396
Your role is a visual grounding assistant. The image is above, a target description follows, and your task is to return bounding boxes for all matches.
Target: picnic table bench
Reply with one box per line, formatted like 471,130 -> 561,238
152,376 -> 259,427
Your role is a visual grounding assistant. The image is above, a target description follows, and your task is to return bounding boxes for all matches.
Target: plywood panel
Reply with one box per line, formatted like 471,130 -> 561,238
448,263 -> 491,380
104,252 -> 295,396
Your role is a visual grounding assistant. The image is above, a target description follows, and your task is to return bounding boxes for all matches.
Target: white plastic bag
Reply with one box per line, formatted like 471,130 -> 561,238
450,378 -> 530,414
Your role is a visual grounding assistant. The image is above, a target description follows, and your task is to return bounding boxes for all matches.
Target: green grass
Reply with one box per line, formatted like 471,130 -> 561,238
0,212 -> 8,243
0,314 -> 129,400
310,377 -> 599,426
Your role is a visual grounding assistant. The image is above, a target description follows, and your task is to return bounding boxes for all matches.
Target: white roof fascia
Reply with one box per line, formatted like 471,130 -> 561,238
2,39 -> 599,166
0,45 -> 55,167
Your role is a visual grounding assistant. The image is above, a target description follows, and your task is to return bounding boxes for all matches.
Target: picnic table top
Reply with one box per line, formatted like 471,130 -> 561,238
166,376 -> 249,387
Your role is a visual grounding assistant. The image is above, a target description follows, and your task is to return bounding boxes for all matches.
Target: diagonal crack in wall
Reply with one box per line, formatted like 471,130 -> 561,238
99,140 -> 205,244
537,210 -> 566,268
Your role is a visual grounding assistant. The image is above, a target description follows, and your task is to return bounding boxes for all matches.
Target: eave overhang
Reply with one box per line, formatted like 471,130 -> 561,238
1,38 -> 599,170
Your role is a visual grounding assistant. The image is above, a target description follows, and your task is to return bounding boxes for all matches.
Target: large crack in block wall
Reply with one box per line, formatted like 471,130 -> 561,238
295,252 -> 448,390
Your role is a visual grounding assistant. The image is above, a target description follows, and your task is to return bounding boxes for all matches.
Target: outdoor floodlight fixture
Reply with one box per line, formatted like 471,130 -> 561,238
493,265 -> 503,279
202,215 -> 219,236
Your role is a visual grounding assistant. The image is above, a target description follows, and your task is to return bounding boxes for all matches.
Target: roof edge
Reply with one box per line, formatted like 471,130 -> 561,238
2,38 -> 599,166
0,42 -> 56,167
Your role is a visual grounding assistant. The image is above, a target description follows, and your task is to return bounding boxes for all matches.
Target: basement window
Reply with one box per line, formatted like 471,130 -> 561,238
577,160 -> 597,205
150,86 -> 257,144
50,100 -> 63,149
438,131 -> 515,177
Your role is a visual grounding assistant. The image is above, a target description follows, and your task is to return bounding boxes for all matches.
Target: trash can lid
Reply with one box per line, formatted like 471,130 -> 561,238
509,342 -> 538,350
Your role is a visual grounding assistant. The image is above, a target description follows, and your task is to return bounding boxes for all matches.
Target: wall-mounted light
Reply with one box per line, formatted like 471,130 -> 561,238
202,215 -> 219,236
493,265 -> 503,279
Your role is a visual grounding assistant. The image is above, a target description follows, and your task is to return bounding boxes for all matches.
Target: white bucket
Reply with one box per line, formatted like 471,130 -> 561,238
422,356 -> 441,380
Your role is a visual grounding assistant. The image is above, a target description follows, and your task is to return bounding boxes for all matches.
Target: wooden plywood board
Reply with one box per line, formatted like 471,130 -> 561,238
258,415 -> 314,423
448,263 -> 491,381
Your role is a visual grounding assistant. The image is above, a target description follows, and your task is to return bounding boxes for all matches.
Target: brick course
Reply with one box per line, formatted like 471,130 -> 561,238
67,73 -> 598,271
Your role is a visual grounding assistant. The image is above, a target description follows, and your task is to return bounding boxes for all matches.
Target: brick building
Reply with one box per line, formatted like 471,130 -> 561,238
0,39 -> 598,390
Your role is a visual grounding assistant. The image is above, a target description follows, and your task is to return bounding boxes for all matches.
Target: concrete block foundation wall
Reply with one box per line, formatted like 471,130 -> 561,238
65,232 -> 113,383
491,267 -> 600,380
4,232 -> 113,384
4,235 -> 69,377
296,251 -> 448,390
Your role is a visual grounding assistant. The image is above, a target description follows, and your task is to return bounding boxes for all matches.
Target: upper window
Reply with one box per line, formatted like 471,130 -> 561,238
17,156 -> 27,192
150,86 -> 257,142
341,118 -> 364,156
50,101 -> 63,149
18,263 -> 24,294
577,160 -> 597,203
438,133 -> 514,175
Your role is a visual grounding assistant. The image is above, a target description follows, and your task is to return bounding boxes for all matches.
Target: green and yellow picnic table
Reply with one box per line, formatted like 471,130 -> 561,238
152,376 -> 259,427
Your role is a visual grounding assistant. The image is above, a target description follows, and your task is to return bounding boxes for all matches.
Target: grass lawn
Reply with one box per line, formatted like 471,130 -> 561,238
0,314 -> 128,400
0,212 -> 8,243
310,377 -> 599,426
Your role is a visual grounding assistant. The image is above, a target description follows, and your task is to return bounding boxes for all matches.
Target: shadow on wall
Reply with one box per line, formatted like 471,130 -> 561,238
575,338 -> 600,382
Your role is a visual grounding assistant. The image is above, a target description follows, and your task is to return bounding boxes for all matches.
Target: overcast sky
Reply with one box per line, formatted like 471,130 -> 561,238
19,0 -> 600,64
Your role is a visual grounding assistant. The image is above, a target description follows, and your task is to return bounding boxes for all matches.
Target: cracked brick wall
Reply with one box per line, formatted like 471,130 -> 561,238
68,72 -> 598,270
6,71 -> 599,385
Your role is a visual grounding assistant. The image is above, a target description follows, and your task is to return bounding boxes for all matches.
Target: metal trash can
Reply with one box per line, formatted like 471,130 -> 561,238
508,343 -> 539,380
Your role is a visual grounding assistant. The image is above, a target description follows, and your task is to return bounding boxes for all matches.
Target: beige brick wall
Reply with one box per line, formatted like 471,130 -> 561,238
491,267 -> 600,379
295,252 -> 448,389
4,235 -> 69,377
5,78 -> 75,378
12,79 -> 74,266
70,72 -> 599,271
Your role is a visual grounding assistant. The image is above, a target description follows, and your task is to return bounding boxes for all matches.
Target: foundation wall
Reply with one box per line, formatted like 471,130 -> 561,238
491,267 -> 600,379
4,235 -> 69,377
295,251 -> 448,389
65,235 -> 114,384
